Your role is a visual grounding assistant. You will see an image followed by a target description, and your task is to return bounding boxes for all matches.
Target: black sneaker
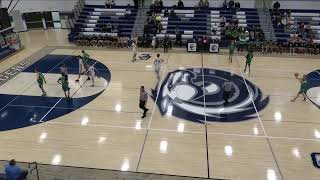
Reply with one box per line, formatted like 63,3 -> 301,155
141,115 -> 146,118
75,79 -> 79,82
87,77 -> 91,80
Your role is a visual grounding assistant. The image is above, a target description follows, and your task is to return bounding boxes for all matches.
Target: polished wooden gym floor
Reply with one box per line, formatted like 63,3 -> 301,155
0,29 -> 320,180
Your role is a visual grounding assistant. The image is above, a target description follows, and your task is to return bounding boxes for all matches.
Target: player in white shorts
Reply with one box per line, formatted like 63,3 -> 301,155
88,65 -> 100,87
154,53 -> 164,80
75,55 -> 85,82
131,42 -> 137,62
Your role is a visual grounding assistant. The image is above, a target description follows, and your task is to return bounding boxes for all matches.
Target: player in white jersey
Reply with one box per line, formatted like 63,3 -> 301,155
154,53 -> 164,80
131,42 -> 137,62
75,55 -> 85,82
88,65 -> 100,87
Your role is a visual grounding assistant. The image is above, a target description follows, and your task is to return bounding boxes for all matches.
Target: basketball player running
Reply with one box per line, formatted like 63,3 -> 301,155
35,69 -> 47,96
131,42 -> 137,62
291,73 -> 308,102
229,40 -> 235,63
154,54 -> 164,80
244,50 -> 253,75
57,75 -> 71,100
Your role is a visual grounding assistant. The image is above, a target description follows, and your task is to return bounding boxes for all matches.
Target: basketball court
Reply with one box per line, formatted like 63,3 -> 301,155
0,30 -> 320,180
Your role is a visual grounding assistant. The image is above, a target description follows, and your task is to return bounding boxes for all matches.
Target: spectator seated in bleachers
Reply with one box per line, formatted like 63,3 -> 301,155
106,22 -> 112,33
4,159 -> 28,180
221,0 -> 240,11
170,8 -> 176,17
235,1 -> 240,11
273,1 -> 280,11
164,8 -> 169,17
203,0 -> 209,9
228,0 -> 235,10
195,0 -> 209,10
222,0 -> 228,10
125,5 -> 132,18
220,16 -> 226,27
105,0 -> 115,8
177,0 -> 184,9
195,0 -> 204,9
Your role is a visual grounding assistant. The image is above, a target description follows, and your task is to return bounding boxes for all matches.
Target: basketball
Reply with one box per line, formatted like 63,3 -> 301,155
294,73 -> 299,77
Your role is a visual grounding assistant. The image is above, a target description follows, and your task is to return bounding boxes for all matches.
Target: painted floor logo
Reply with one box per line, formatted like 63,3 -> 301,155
311,153 -> 320,168
306,70 -> 320,108
0,55 -> 111,131
152,68 -> 269,123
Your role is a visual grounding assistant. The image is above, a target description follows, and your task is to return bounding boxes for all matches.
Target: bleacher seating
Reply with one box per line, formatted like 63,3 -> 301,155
272,9 -> 320,43
69,4 -> 137,41
153,7 -> 260,44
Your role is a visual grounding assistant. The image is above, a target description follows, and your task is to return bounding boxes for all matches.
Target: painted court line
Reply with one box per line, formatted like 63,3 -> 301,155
235,56 -> 284,180
39,61 -> 99,122
135,53 -> 170,172
39,98 -> 63,122
45,120 -> 320,142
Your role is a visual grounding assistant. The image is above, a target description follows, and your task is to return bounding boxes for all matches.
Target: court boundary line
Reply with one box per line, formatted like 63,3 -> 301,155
42,120 -> 320,142
235,55 -> 285,180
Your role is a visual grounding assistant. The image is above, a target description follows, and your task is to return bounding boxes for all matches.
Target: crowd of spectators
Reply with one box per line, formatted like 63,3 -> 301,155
105,0 -> 115,8
75,34 -> 129,48
195,0 -> 210,9
100,22 -> 119,34
270,1 -> 319,55
218,14 -> 265,52
144,0 -> 179,37
222,0 -> 241,11
271,1 -> 293,29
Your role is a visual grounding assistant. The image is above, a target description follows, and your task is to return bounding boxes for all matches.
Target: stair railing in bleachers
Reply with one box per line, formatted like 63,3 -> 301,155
74,4 -> 81,20
28,161 -> 40,180
72,0 -> 85,21
66,18 -> 74,32
79,0 -> 86,10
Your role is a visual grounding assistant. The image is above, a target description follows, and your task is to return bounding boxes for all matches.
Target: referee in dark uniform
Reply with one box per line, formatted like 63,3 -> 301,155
139,86 -> 149,118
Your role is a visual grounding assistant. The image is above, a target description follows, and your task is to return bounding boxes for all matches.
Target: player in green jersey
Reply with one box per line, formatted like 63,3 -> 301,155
57,75 -> 71,100
35,69 -> 46,96
291,73 -> 308,102
244,50 -> 253,75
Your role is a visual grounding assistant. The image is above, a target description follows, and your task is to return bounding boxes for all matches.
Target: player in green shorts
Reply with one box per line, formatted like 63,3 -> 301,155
57,75 -> 71,100
244,50 -> 253,75
228,40 -> 235,63
291,73 -> 308,102
35,69 -> 46,96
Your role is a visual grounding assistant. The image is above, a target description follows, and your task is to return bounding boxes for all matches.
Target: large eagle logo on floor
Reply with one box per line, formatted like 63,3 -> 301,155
152,68 -> 269,123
